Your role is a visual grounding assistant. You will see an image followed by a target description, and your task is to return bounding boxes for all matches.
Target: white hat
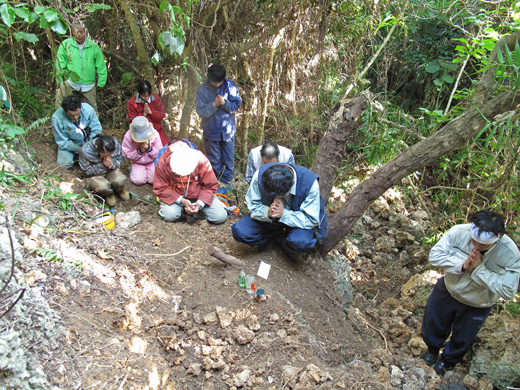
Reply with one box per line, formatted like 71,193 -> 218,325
130,116 -> 154,142
169,143 -> 199,176
470,223 -> 501,245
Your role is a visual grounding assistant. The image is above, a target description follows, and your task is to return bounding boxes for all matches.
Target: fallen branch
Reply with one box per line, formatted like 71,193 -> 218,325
144,246 -> 191,257
207,246 -> 244,268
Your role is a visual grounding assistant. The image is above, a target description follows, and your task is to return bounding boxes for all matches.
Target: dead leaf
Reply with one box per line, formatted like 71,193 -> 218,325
97,248 -> 114,260
154,237 -> 163,247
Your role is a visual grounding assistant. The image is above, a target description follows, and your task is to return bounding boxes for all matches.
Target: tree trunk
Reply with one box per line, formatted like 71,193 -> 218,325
178,64 -> 198,139
237,54 -> 255,170
288,27 -> 297,116
319,89 -> 520,254
317,31 -> 520,254
311,94 -> 370,201
258,44 -> 277,144
118,0 -> 155,85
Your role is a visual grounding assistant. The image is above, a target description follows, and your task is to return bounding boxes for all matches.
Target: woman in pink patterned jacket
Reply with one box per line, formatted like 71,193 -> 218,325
122,116 -> 162,185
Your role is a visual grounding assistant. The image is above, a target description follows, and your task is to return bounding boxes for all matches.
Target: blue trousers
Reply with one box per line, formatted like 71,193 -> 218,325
421,277 -> 493,365
57,148 -> 78,168
232,214 -> 317,253
204,136 -> 235,183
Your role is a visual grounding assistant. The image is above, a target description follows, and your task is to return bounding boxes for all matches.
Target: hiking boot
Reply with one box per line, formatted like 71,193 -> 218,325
105,194 -> 117,207
432,356 -> 454,377
257,240 -> 276,252
283,248 -> 307,263
420,350 -> 439,366
117,187 -> 130,201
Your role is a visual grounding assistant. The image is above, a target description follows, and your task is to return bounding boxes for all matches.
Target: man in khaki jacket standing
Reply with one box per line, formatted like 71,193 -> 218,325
420,210 -> 520,376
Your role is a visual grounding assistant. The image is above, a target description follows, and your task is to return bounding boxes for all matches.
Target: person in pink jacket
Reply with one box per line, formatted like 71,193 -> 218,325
122,116 -> 162,185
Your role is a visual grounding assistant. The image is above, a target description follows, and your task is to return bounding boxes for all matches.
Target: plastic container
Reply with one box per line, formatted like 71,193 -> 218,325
255,289 -> 266,302
238,270 -> 246,288
246,275 -> 255,294
94,211 -> 115,230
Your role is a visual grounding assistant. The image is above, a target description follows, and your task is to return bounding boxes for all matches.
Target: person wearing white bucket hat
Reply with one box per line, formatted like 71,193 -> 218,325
153,140 -> 227,223
122,116 -> 162,185
420,210 -> 520,376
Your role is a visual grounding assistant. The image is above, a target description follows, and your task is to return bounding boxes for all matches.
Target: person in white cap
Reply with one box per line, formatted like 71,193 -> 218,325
153,140 -> 227,223
122,116 -> 162,185
420,210 -> 520,376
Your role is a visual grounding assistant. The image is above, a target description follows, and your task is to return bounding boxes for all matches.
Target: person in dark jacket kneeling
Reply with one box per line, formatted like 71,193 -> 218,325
232,163 -> 328,261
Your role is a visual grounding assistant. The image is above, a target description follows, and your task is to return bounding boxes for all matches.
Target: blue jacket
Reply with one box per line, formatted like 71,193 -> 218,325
257,163 -> 328,244
195,79 -> 241,141
51,103 -> 102,154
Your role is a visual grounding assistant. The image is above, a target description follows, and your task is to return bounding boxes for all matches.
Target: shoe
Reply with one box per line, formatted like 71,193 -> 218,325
432,357 -> 454,377
117,187 -> 130,201
257,240 -> 276,252
106,194 -> 117,207
420,350 -> 438,366
284,249 -> 307,263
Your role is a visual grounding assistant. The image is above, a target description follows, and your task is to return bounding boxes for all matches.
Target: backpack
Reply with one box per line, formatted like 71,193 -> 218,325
216,187 -> 240,216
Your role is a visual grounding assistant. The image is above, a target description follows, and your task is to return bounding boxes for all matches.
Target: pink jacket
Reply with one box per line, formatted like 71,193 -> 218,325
122,129 -> 162,165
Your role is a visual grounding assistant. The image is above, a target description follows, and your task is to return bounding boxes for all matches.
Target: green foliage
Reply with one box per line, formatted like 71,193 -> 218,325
32,246 -> 83,269
3,65 -> 49,119
498,294 -> 520,317
351,101 -> 426,167
494,39 -> 520,92
42,185 -> 88,215
34,247 -> 62,262
159,0 -> 200,57
429,114 -> 520,222
0,166 -> 32,186
0,117 -> 25,141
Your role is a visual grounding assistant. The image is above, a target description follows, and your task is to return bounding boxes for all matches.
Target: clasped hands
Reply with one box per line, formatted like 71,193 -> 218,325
143,103 -> 152,116
102,156 -> 113,169
268,198 -> 284,219
213,95 -> 225,107
138,141 -> 150,154
462,249 -> 482,272
181,198 -> 201,215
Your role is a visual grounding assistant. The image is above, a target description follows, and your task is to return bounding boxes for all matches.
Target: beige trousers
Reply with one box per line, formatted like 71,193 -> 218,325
87,169 -> 126,197
55,81 -> 98,112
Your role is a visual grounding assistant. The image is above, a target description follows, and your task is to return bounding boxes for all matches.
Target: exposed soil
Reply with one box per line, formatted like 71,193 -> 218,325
0,126 -> 514,390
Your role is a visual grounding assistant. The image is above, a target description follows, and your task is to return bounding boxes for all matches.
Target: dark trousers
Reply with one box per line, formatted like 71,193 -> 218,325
231,215 -> 317,253
204,136 -> 235,183
421,277 -> 493,365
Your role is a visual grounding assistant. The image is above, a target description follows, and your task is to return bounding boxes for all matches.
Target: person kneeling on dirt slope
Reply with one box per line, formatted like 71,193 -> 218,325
153,140 -> 227,224
122,116 -> 162,185
231,163 -> 328,262
79,135 -> 129,208
52,95 -> 102,169
420,210 -> 520,377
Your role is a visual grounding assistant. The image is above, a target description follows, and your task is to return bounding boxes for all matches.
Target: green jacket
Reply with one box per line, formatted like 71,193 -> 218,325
56,37 -> 107,87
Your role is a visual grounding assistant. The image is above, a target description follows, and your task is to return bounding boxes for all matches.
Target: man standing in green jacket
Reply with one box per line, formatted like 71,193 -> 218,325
55,21 -> 107,112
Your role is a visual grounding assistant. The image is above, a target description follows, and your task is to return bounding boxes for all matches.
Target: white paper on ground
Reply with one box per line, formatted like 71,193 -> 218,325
257,261 -> 271,280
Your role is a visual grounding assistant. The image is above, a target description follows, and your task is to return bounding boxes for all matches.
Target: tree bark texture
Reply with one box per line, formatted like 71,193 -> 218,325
236,54 -> 255,170
118,0 -> 155,86
319,90 -> 520,254
311,94 -> 370,201
259,44 -> 277,144
178,64 -> 198,138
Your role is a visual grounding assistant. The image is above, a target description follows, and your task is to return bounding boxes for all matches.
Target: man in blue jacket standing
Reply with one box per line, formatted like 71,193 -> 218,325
196,65 -> 241,184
